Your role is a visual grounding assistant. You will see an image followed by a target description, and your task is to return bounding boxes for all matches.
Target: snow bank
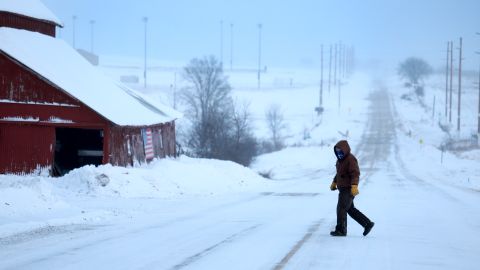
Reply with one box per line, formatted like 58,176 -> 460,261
0,156 -> 272,237
56,156 -> 271,198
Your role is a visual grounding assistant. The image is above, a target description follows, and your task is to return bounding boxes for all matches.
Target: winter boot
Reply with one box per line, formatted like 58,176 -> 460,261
363,222 -> 375,236
330,230 -> 346,237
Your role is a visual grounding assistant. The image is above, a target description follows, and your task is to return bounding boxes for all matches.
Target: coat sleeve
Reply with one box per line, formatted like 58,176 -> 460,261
349,157 -> 360,185
333,161 -> 338,182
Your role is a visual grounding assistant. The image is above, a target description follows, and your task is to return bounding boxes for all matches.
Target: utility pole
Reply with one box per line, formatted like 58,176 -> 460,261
230,23 -> 233,71
350,46 -> 356,76
342,44 -> 345,79
477,62 -> 480,137
334,43 -> 337,86
143,17 -> 148,89
449,41 -> 454,123
319,44 -> 324,109
220,20 -> 224,66
90,20 -> 95,53
344,45 -> 349,78
476,32 -> 480,139
328,45 -> 332,94
445,42 -> 450,118
72,15 -> 77,48
338,78 -> 341,111
338,43 -> 343,80
457,37 -> 462,132
257,23 -> 262,89
173,72 -> 177,109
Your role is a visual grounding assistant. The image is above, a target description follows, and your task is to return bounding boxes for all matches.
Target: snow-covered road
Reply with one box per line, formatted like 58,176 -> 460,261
1,87 -> 479,270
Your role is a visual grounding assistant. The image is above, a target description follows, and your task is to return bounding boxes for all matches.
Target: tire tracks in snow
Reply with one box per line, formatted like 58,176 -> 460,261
169,224 -> 261,270
272,219 -> 324,270
355,89 -> 396,186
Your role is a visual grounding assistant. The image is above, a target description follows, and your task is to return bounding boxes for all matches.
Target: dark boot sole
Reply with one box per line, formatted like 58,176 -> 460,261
330,231 -> 347,237
363,222 -> 375,236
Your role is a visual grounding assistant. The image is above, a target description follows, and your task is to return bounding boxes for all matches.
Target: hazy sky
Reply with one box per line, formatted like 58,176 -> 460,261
41,0 -> 480,71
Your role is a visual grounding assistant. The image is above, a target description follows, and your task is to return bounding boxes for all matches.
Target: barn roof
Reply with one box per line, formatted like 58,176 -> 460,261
0,0 -> 63,27
0,27 -> 182,126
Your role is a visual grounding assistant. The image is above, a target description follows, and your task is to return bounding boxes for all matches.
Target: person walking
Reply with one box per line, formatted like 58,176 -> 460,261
330,140 -> 374,236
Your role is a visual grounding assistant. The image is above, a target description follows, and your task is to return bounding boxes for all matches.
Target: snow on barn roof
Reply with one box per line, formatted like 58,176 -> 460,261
0,27 -> 182,126
0,0 -> 63,27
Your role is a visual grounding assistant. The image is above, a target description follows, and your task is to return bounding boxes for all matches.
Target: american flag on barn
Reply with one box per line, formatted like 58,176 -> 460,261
142,128 -> 155,160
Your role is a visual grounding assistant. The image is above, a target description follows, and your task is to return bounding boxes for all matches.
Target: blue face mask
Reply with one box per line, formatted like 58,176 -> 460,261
335,149 -> 345,159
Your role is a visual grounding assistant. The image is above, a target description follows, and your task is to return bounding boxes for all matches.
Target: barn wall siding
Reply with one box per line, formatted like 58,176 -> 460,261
0,11 -> 56,37
108,126 -> 144,167
108,122 -> 177,167
0,123 -> 54,174
162,121 -> 176,157
0,53 -> 81,105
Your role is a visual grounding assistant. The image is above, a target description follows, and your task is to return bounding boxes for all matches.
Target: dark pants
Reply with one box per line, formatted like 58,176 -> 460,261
336,188 -> 371,233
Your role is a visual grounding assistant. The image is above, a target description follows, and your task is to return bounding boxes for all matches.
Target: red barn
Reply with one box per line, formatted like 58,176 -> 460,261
0,1 -> 181,176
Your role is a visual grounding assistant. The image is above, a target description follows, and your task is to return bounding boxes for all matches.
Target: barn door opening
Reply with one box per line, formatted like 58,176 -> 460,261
53,128 -> 104,176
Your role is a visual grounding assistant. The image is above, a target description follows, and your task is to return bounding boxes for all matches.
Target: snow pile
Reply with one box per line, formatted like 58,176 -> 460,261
56,156 -> 271,198
0,156 -> 271,211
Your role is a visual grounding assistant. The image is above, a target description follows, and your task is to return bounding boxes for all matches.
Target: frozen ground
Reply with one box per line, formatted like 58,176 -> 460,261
0,59 -> 479,269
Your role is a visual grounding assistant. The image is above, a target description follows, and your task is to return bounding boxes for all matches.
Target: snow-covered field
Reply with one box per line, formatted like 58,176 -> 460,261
1,57 -> 479,269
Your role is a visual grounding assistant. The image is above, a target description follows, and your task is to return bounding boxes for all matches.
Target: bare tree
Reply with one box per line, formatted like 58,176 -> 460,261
181,56 -> 232,157
181,56 -> 257,165
398,57 -> 433,96
266,104 -> 287,151
229,102 -> 258,165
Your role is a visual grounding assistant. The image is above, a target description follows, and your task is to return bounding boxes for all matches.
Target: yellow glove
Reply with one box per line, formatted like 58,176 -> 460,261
351,185 -> 359,196
330,182 -> 337,191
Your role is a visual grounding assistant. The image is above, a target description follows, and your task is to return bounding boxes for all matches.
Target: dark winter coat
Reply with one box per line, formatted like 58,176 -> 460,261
333,140 -> 360,188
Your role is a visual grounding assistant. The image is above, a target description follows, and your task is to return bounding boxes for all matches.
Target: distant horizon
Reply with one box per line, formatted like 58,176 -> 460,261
42,0 -> 480,72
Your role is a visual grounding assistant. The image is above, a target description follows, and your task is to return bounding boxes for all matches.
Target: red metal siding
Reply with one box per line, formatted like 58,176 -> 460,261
0,53 -> 81,105
0,123 -> 54,174
0,53 -> 110,127
108,126 -> 145,166
0,11 -> 56,37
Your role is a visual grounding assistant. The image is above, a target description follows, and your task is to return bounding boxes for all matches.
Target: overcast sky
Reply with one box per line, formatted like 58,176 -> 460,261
42,0 -> 480,71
